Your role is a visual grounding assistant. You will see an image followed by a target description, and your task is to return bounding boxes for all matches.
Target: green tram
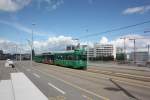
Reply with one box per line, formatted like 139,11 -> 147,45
33,49 -> 87,69
33,54 -> 43,63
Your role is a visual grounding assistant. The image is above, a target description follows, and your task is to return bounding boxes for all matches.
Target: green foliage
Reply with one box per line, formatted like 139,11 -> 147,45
116,53 -> 126,61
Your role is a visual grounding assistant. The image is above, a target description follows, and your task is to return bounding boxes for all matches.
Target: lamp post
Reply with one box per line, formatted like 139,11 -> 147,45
31,23 -> 35,67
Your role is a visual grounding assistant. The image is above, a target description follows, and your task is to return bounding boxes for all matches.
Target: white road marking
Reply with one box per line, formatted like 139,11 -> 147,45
30,67 -> 109,100
48,82 -> 66,94
33,73 -> 40,78
22,65 -> 150,89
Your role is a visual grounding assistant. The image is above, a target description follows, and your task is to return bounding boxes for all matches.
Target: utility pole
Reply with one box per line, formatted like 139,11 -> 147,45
129,38 -> 136,64
87,44 -> 89,66
148,44 -> 150,61
120,37 -> 127,63
31,23 -> 35,67
19,47 -> 21,62
144,31 -> 150,61
15,45 -> 18,61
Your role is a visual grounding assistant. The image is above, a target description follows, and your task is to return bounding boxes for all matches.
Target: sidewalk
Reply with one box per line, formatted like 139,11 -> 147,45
0,72 -> 48,100
0,61 -> 48,100
0,80 -> 14,100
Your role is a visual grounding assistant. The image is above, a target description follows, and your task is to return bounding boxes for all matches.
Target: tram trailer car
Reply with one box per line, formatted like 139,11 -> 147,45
42,54 -> 54,64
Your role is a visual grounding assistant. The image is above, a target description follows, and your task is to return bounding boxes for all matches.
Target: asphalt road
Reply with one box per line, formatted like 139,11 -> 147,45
1,60 -> 150,100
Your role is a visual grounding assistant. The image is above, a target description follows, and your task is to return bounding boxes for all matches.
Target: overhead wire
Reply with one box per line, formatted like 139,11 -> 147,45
79,20 -> 150,39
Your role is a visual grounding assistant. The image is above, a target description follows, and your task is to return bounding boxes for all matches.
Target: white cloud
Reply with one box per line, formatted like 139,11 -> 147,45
0,0 -> 64,12
33,35 -> 150,53
110,34 -> 150,52
37,0 -> 64,10
1,35 -> 149,54
0,38 -> 30,53
33,36 -> 77,53
0,0 -> 31,12
100,36 -> 108,44
123,5 -> 150,14
0,36 -> 77,54
98,35 -> 150,53
0,20 -> 49,36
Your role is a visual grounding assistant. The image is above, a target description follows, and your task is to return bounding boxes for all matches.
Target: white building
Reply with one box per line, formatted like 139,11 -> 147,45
94,44 -> 114,57
88,48 -> 95,57
87,43 -> 115,59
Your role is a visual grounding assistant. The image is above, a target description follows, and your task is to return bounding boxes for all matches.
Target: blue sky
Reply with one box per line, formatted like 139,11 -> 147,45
0,0 -> 150,48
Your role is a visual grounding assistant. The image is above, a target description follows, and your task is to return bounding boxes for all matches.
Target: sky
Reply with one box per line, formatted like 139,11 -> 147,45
0,0 -> 150,53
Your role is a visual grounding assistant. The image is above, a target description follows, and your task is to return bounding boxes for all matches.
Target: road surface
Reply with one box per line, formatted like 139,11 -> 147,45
1,60 -> 150,100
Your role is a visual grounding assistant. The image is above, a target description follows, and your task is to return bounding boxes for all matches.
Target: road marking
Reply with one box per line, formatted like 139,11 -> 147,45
21,65 -> 150,90
48,82 -> 66,94
82,95 -> 93,100
33,73 -> 40,78
26,69 -> 31,71
30,67 -> 109,100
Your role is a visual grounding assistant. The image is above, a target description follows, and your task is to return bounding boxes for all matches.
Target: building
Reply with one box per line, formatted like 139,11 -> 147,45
0,50 -> 3,60
88,48 -> 95,57
87,43 -> 115,60
12,54 -> 31,60
66,45 -> 75,51
130,51 -> 149,64
94,44 -> 114,57
80,45 -> 88,50
0,50 -> 3,54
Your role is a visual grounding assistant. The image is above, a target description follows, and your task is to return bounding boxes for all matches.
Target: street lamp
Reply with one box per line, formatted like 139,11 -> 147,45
31,23 -> 36,67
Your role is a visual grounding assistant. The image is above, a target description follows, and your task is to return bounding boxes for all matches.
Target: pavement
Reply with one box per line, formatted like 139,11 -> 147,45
1,60 -> 150,100
0,61 -> 48,100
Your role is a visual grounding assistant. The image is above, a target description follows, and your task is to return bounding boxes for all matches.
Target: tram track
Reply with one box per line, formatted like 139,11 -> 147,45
18,61 -> 150,89
30,62 -> 150,88
87,68 -> 150,82
16,61 -> 150,100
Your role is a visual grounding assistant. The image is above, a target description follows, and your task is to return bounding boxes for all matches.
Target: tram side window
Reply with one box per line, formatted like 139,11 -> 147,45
67,55 -> 74,60
75,55 -> 79,60
80,55 -> 87,61
56,55 -> 61,60
64,55 -> 67,60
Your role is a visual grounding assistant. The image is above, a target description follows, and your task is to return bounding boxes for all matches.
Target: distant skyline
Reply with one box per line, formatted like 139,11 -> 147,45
0,0 -> 150,53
